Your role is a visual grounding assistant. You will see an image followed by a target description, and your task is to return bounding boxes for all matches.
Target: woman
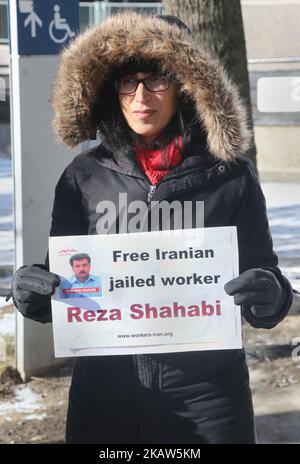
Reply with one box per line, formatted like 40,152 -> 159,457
9,12 -> 293,443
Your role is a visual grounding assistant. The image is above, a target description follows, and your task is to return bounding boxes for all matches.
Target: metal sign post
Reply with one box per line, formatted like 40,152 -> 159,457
9,0 -> 79,379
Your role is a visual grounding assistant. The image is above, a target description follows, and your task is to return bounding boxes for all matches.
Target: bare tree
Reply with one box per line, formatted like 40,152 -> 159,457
163,0 -> 256,167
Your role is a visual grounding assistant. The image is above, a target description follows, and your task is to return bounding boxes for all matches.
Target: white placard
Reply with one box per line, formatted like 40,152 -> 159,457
49,227 -> 241,357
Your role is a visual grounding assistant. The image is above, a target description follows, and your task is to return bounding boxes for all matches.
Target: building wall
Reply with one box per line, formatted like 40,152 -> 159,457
241,0 -> 300,64
255,125 -> 300,181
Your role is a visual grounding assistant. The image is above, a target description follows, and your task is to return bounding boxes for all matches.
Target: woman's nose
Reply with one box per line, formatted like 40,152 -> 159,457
134,82 -> 151,100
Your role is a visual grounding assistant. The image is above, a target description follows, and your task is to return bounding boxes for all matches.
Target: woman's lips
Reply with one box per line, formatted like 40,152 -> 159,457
134,110 -> 156,120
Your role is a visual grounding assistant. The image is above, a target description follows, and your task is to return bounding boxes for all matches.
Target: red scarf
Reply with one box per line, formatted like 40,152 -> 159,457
135,136 -> 183,185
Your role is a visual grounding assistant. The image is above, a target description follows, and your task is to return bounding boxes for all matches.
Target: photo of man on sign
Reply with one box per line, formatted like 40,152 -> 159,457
60,253 -> 102,298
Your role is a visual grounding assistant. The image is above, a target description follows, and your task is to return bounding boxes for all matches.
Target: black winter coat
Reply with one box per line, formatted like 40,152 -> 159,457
49,145 -> 293,444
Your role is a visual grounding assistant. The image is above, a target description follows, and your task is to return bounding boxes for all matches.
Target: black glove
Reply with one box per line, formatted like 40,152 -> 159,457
224,268 -> 286,319
6,265 -> 60,324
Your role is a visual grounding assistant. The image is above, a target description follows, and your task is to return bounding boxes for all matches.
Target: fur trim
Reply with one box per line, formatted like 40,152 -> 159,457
51,11 -> 251,160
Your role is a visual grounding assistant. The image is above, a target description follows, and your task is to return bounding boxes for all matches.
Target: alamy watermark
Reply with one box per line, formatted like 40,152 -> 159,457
95,193 -> 205,235
291,337 -> 300,362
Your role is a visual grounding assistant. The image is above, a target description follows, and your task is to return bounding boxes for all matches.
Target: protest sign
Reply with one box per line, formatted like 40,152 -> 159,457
49,227 -> 241,357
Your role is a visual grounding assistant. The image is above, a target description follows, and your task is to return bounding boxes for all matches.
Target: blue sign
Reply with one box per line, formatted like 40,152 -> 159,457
16,0 -> 79,55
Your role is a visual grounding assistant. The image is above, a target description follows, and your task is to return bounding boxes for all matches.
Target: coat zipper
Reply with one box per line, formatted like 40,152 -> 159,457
146,171 -> 201,205
145,166 -> 215,204
145,160 -> 230,205
147,185 -> 157,204
145,166 -> 202,203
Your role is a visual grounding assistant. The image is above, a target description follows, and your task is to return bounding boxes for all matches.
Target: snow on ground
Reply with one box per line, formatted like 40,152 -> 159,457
25,413 -> 48,421
0,297 -> 8,308
0,384 -> 44,415
0,158 -> 14,294
0,312 -> 15,336
261,182 -> 300,292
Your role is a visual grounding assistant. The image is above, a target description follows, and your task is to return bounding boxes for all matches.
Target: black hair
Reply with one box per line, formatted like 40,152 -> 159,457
70,253 -> 91,266
156,14 -> 192,35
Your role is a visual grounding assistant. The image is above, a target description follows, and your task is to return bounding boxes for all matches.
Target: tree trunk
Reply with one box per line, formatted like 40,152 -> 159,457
163,0 -> 257,168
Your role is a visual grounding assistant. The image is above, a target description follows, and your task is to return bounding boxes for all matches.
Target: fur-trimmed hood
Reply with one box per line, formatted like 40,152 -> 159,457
51,11 -> 251,161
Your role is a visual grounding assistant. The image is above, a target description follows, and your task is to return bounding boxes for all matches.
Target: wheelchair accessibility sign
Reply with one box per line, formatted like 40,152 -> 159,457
16,0 -> 79,55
